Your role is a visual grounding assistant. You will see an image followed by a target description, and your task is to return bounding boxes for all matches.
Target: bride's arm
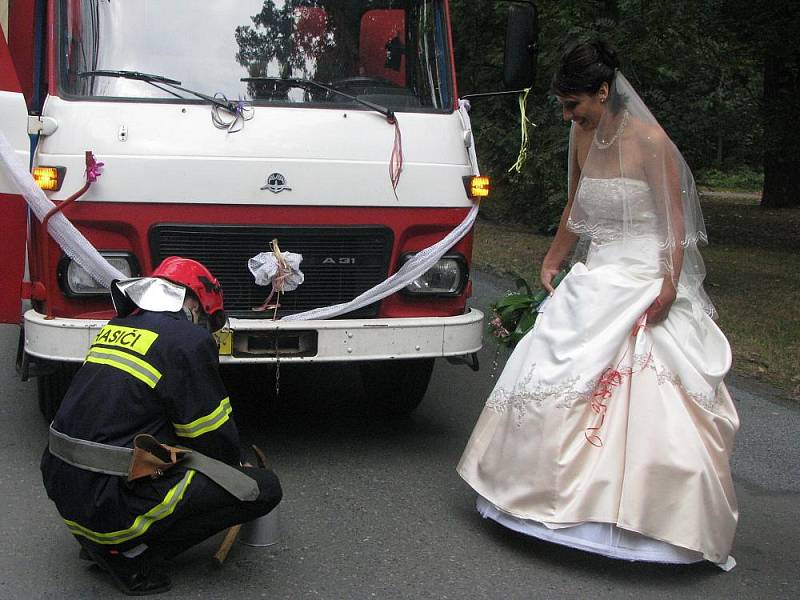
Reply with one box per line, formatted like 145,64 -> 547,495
541,130 -> 581,293
643,130 -> 685,322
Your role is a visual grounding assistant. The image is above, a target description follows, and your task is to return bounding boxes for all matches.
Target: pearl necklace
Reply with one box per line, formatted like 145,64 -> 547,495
593,110 -> 629,150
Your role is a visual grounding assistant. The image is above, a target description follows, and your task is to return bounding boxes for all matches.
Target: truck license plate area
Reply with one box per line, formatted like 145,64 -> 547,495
233,330 -> 318,358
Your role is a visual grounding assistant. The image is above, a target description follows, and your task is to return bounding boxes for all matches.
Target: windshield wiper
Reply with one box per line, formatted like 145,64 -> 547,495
79,69 -> 181,85
241,77 -> 395,120
79,70 -> 239,113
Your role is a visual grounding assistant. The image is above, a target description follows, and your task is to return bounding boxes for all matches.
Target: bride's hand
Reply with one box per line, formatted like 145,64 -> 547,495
646,279 -> 677,323
540,264 -> 562,294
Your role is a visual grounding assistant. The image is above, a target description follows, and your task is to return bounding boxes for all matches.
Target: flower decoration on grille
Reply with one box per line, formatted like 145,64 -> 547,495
249,239 -> 304,317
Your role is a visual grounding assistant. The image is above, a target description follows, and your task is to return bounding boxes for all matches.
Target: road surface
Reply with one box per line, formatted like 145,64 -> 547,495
0,271 -> 797,599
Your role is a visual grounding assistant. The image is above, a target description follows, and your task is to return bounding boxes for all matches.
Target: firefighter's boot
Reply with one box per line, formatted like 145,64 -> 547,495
83,546 -> 171,596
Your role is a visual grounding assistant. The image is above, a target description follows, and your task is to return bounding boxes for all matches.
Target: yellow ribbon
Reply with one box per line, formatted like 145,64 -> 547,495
508,87 -> 534,174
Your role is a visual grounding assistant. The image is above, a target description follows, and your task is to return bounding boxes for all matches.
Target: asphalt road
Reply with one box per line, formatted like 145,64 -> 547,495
0,271 -> 797,599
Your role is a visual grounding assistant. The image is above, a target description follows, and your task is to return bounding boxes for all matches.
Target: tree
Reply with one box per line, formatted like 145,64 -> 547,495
716,0 -> 800,208
760,15 -> 800,207
449,0 -> 768,229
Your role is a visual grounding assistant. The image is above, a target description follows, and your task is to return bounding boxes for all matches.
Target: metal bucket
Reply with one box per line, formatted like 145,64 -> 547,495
239,507 -> 281,547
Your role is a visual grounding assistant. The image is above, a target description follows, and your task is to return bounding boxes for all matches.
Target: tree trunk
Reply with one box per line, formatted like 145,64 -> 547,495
761,44 -> 800,208
715,73 -> 725,167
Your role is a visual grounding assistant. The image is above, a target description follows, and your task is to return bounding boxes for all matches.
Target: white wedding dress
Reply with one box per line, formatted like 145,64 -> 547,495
458,178 -> 739,570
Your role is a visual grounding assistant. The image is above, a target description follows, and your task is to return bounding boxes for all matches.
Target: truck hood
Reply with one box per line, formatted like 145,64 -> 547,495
36,97 -> 476,208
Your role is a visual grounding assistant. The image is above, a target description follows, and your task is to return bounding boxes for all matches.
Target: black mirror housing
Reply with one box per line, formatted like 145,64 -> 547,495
503,2 -> 538,90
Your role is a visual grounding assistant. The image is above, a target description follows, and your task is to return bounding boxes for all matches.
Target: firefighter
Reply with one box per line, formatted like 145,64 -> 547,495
41,257 -> 282,596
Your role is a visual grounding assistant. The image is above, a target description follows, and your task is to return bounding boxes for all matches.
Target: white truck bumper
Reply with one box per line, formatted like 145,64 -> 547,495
23,308 -> 484,364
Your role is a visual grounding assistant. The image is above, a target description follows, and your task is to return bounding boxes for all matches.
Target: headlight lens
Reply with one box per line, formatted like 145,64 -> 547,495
402,254 -> 467,296
59,252 -> 137,296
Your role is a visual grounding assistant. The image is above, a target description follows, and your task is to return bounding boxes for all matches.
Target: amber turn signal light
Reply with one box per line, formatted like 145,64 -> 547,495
32,166 -> 66,191
463,175 -> 490,199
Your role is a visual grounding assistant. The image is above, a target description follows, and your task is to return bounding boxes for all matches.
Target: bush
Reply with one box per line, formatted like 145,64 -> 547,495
696,167 -> 763,192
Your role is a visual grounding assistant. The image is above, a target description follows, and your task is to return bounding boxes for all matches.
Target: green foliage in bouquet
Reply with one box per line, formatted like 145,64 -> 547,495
488,269 -> 568,348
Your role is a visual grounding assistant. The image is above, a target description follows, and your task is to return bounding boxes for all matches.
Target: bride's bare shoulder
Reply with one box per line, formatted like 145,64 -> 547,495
627,117 -> 669,150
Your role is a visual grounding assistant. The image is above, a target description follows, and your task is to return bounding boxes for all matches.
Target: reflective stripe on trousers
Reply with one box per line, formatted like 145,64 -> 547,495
65,470 -> 196,545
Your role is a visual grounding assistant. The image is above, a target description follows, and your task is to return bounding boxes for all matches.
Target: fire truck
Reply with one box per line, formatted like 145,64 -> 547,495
0,1 -> 536,418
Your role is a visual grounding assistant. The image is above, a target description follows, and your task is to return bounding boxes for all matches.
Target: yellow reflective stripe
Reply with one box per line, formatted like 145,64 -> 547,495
92,324 -> 159,355
173,397 -> 232,438
85,347 -> 162,389
64,470 -> 195,545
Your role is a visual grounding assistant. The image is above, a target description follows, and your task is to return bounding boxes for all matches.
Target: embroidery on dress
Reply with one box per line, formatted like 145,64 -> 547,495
646,357 -> 720,414
485,352 -> 722,428
632,350 -> 654,371
485,365 -> 594,427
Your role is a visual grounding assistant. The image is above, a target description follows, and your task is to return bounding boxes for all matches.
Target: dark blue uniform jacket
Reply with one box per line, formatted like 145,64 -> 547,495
41,310 -> 239,549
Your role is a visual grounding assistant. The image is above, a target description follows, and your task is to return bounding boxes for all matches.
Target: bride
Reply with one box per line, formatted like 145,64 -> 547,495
458,40 -> 739,570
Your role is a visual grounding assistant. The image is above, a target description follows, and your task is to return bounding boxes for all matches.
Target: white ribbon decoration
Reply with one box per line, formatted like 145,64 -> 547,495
0,131 -> 125,289
281,100 -> 481,321
281,204 -> 479,321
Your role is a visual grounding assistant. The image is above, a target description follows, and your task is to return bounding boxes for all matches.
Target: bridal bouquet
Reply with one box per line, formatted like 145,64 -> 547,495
488,269 -> 568,349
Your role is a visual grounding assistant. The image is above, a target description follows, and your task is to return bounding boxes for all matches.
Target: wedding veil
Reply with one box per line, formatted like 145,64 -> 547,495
566,72 -> 715,317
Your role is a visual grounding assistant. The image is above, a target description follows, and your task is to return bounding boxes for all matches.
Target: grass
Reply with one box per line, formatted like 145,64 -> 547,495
696,167 -> 763,192
472,194 -> 800,400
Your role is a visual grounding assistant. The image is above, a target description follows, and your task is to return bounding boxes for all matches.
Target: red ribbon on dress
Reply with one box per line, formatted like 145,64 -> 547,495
584,311 -> 653,447
584,368 -> 621,447
632,311 -> 648,336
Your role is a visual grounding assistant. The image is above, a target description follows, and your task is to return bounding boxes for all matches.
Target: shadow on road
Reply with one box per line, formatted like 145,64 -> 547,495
221,363 -> 449,452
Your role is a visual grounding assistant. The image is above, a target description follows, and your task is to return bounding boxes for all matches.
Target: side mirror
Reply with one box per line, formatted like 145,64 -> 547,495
503,2 -> 538,90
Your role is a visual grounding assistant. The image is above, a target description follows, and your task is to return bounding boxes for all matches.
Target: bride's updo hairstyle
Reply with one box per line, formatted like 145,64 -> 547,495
551,40 -> 623,111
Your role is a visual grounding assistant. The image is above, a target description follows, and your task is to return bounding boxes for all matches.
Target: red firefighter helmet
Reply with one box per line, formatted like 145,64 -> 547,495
152,256 -> 226,331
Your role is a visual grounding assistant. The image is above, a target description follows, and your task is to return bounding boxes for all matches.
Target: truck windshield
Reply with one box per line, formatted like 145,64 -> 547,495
58,0 -> 454,112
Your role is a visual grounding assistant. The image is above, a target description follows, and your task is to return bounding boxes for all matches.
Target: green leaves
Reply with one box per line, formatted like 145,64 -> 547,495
488,269 -> 568,348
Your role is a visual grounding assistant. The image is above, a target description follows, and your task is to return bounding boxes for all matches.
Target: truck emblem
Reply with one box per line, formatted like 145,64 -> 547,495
260,173 -> 292,193
323,257 -> 356,264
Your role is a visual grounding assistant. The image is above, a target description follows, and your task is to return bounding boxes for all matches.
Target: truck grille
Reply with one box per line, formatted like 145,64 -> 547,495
150,225 -> 393,318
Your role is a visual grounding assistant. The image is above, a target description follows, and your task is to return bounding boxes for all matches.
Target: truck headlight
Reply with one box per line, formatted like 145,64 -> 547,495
400,253 -> 468,296
58,252 -> 138,296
